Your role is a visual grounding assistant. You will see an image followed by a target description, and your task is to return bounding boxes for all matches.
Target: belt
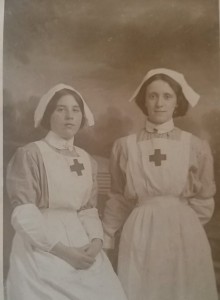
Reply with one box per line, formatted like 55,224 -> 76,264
136,195 -> 188,207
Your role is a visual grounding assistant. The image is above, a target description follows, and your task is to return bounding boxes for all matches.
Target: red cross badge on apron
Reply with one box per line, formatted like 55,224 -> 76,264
149,149 -> 167,166
70,159 -> 85,176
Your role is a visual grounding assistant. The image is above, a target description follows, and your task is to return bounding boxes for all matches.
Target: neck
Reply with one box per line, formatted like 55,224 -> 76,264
45,131 -> 75,151
50,131 -> 74,142
145,118 -> 174,134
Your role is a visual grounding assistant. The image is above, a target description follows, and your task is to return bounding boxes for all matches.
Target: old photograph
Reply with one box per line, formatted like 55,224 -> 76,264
3,0 -> 220,299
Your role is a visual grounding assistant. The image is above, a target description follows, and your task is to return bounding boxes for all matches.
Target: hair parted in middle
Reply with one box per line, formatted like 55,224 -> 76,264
40,88 -> 86,130
135,74 -> 189,117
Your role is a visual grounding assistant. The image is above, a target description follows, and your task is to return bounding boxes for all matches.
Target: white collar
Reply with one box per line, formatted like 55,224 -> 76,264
45,131 -> 75,151
145,118 -> 174,134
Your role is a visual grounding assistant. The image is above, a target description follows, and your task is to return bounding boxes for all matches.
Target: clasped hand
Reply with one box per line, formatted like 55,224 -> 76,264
51,238 -> 102,270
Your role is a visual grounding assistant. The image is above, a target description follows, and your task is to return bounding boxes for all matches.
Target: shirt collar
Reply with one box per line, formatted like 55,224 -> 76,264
145,118 -> 174,134
45,131 -> 75,151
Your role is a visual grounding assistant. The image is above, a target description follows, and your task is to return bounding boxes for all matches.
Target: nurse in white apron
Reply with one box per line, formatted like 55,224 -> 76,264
6,83 -> 127,300
103,69 -> 218,300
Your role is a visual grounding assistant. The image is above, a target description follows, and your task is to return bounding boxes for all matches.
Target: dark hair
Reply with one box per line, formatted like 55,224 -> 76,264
41,88 -> 86,130
135,74 -> 189,117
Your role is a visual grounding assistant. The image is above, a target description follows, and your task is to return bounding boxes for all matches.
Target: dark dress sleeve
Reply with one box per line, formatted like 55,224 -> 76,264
6,143 -> 49,208
102,137 -> 136,248
6,143 -> 59,251
183,136 -> 216,224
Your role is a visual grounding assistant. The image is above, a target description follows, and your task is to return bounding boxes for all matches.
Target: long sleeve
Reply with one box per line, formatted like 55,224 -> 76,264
7,146 -> 42,208
11,204 -> 59,251
6,144 -> 58,251
78,156 -> 104,241
185,138 -> 216,225
102,138 -> 136,249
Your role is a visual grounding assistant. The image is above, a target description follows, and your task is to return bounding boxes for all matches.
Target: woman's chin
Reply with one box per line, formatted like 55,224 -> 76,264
149,115 -> 172,125
58,130 -> 77,140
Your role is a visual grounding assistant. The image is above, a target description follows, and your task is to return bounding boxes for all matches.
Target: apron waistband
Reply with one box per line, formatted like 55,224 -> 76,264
136,195 -> 188,207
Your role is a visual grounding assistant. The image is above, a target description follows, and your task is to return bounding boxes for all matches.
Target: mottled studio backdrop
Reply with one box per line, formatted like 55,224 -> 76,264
3,0 -> 220,286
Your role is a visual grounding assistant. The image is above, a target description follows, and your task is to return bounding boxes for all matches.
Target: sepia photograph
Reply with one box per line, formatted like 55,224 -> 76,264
2,0 -> 220,299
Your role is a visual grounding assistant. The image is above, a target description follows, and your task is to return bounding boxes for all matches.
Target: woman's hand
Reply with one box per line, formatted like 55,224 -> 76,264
84,238 -> 103,258
50,242 -> 95,270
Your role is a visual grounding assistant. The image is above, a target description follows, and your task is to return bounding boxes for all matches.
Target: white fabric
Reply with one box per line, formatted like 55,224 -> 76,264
46,130 -> 75,151
126,131 -> 190,199
11,203 -> 59,251
36,140 -> 104,242
7,142 -> 127,300
116,131 -> 218,300
78,208 -> 104,241
36,140 -> 93,211
129,68 -> 200,107
189,197 -> 215,225
34,83 -> 95,127
145,118 -> 174,133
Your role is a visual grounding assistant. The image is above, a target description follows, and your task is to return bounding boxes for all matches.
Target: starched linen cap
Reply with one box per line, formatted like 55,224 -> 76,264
129,68 -> 200,107
34,83 -> 95,128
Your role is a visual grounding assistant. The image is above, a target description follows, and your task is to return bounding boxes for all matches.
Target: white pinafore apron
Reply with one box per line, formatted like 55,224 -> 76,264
7,141 -> 127,300
118,131 -> 218,300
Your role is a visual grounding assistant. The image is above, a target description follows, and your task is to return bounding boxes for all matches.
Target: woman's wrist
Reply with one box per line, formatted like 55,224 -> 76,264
91,238 -> 103,247
50,242 -> 67,258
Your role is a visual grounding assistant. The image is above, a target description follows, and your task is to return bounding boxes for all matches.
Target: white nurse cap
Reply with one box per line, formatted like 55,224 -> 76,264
129,68 -> 200,107
34,83 -> 95,128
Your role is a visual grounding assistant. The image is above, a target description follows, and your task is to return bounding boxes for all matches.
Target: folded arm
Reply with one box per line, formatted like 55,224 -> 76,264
102,138 -> 136,249
188,139 -> 216,225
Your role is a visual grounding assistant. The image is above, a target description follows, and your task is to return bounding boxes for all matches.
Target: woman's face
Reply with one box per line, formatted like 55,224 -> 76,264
145,79 -> 177,124
50,94 -> 83,140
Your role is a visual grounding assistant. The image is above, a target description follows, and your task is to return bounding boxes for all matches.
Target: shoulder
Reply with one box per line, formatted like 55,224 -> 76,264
174,127 -> 212,154
177,128 -> 202,146
181,131 -> 213,158
190,133 -> 210,151
111,134 -> 135,159
7,141 -> 45,174
13,141 -> 42,162
113,133 -> 138,150
22,141 -> 41,152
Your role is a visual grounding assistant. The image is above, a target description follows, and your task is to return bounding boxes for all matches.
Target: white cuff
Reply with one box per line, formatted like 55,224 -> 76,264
78,208 -> 104,242
11,204 -> 59,251
188,197 -> 215,225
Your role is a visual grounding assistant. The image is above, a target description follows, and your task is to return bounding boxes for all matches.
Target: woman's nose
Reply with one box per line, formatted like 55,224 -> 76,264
156,96 -> 164,107
65,110 -> 74,119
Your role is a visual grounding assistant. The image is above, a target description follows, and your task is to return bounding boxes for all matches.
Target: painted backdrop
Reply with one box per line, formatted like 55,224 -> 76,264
3,0 -> 220,290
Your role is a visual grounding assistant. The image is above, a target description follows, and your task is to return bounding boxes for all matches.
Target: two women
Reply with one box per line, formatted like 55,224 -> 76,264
103,68 -> 218,300
6,84 -> 127,300
6,68 -> 218,300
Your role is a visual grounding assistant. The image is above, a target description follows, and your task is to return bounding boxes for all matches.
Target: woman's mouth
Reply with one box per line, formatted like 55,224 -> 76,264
65,123 -> 75,128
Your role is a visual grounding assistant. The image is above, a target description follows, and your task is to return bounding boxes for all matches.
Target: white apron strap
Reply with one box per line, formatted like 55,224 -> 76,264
35,141 -> 93,210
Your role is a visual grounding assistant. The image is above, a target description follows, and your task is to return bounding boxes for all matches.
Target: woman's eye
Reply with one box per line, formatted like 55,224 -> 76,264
72,108 -> 81,113
149,94 -> 157,100
56,107 -> 64,112
164,94 -> 172,100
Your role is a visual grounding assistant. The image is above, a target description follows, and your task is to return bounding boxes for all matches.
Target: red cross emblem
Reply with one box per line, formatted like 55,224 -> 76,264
149,149 -> 166,166
70,159 -> 85,176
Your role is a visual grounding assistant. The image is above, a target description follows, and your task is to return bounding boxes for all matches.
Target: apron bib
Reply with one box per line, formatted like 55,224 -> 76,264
35,141 -> 93,210
126,131 -> 191,200
35,141 -> 94,247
